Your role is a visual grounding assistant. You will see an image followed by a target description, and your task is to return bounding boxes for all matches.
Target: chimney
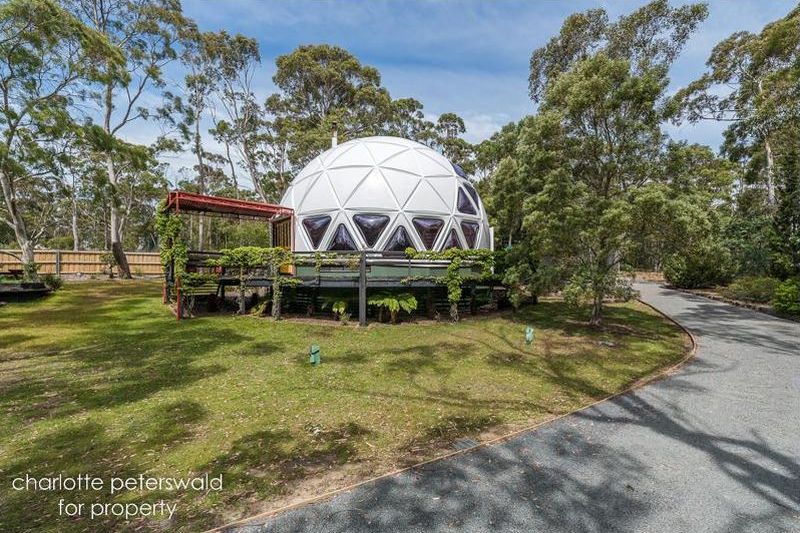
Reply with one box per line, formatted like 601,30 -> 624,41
331,122 -> 338,148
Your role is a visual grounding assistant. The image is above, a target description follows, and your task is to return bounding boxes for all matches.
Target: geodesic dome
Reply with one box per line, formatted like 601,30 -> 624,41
280,136 -> 493,253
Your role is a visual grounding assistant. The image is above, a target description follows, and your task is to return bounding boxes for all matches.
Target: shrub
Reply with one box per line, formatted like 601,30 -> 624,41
45,236 -> 74,249
320,298 -> 349,322
99,252 -> 116,279
772,278 -> 800,317
720,277 -> 780,303
368,292 -> 418,324
22,261 -> 39,281
663,243 -> 736,289
41,274 -> 64,291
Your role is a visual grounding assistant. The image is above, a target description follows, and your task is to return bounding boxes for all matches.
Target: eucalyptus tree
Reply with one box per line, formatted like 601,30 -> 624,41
670,6 -> 800,207
68,0 -> 185,277
161,25 -> 221,248
264,44 -> 394,177
0,0 -> 120,273
772,146 -> 800,278
203,31 -> 269,201
529,0 -> 708,103
516,0 -> 708,325
264,44 -> 475,192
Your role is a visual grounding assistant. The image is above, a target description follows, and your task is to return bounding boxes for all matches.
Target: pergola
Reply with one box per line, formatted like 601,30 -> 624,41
164,190 -> 294,248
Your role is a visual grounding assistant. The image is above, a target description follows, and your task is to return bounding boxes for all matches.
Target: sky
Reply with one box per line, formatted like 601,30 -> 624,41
153,0 -> 796,181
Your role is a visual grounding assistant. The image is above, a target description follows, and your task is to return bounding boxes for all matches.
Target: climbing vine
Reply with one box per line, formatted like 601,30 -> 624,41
155,201 -> 188,280
403,248 -> 494,321
294,251 -> 361,274
208,246 -> 299,318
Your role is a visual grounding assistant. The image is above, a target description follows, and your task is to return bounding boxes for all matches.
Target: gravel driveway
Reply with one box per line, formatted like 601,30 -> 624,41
232,283 -> 800,533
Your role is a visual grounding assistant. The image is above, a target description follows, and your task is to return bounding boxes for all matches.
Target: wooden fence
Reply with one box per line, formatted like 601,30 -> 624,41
0,249 -> 162,276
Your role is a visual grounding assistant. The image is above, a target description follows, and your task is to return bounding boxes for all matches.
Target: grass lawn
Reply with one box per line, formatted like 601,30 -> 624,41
0,281 -> 688,532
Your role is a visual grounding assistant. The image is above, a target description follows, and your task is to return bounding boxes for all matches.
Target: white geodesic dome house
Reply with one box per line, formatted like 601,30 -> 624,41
280,136 -> 493,253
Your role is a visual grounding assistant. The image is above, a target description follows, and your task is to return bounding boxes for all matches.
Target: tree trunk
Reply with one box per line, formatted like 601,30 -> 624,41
243,141 -> 268,201
103,79 -> 131,279
106,156 -> 132,278
589,293 -> 603,327
238,270 -> 246,314
71,189 -> 79,251
194,119 -> 205,250
449,302 -> 459,322
224,141 -> 238,198
764,135 -> 777,207
271,278 -> 282,320
0,169 -> 36,269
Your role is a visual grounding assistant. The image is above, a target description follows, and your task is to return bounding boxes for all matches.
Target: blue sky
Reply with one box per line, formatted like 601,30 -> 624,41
179,0 -> 795,151
132,0 -> 797,185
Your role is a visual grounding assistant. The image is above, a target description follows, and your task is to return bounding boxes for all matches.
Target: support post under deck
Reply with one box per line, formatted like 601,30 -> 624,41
358,251 -> 367,327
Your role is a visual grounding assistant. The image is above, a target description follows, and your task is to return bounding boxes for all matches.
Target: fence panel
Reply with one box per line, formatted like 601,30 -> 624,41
0,250 -> 162,276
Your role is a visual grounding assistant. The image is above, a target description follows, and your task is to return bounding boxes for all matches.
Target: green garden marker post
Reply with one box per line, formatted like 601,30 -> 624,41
309,345 -> 321,365
525,326 -> 534,345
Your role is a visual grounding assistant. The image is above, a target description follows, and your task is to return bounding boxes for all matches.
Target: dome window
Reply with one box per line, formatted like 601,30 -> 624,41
302,215 -> 331,249
452,162 -> 467,179
442,228 -> 462,250
463,181 -> 480,208
457,188 -> 477,215
384,225 -> 415,252
412,217 -> 444,250
460,221 -> 479,248
328,224 -> 357,251
353,214 -> 390,248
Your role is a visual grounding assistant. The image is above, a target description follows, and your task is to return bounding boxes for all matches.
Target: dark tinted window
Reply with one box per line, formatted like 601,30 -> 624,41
353,214 -> 390,247
328,224 -> 357,251
383,225 -> 415,252
442,228 -> 462,250
463,181 -> 480,208
457,188 -> 476,215
412,217 -> 444,250
460,221 -> 479,248
452,162 -> 467,178
302,215 -> 331,249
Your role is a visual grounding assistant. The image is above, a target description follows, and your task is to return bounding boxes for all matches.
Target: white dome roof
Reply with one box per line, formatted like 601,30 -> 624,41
281,136 -> 492,252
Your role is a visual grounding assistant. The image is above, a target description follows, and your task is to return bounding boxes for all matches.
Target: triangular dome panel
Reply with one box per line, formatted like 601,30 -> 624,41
405,180 -> 450,214
328,224 -> 357,251
298,173 -> 339,211
415,149 -> 453,176
364,142 -> 407,165
299,157 -> 323,177
383,225 -> 415,252
460,221 -> 479,248
381,149 -> 423,176
326,167 -> 373,206
442,228 -> 462,250
302,215 -> 332,249
344,169 -> 397,210
412,217 -> 444,250
427,178 -> 456,209
380,168 -> 421,207
457,188 -> 477,215
328,142 -> 375,169
353,214 -> 390,247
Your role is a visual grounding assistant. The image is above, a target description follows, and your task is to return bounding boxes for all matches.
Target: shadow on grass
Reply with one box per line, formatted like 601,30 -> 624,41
0,283 -> 254,422
0,399 -> 209,532
198,422 -> 372,516
246,338 -> 798,533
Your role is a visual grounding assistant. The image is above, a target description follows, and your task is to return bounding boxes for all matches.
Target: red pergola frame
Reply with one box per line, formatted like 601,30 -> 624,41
164,190 -> 293,219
